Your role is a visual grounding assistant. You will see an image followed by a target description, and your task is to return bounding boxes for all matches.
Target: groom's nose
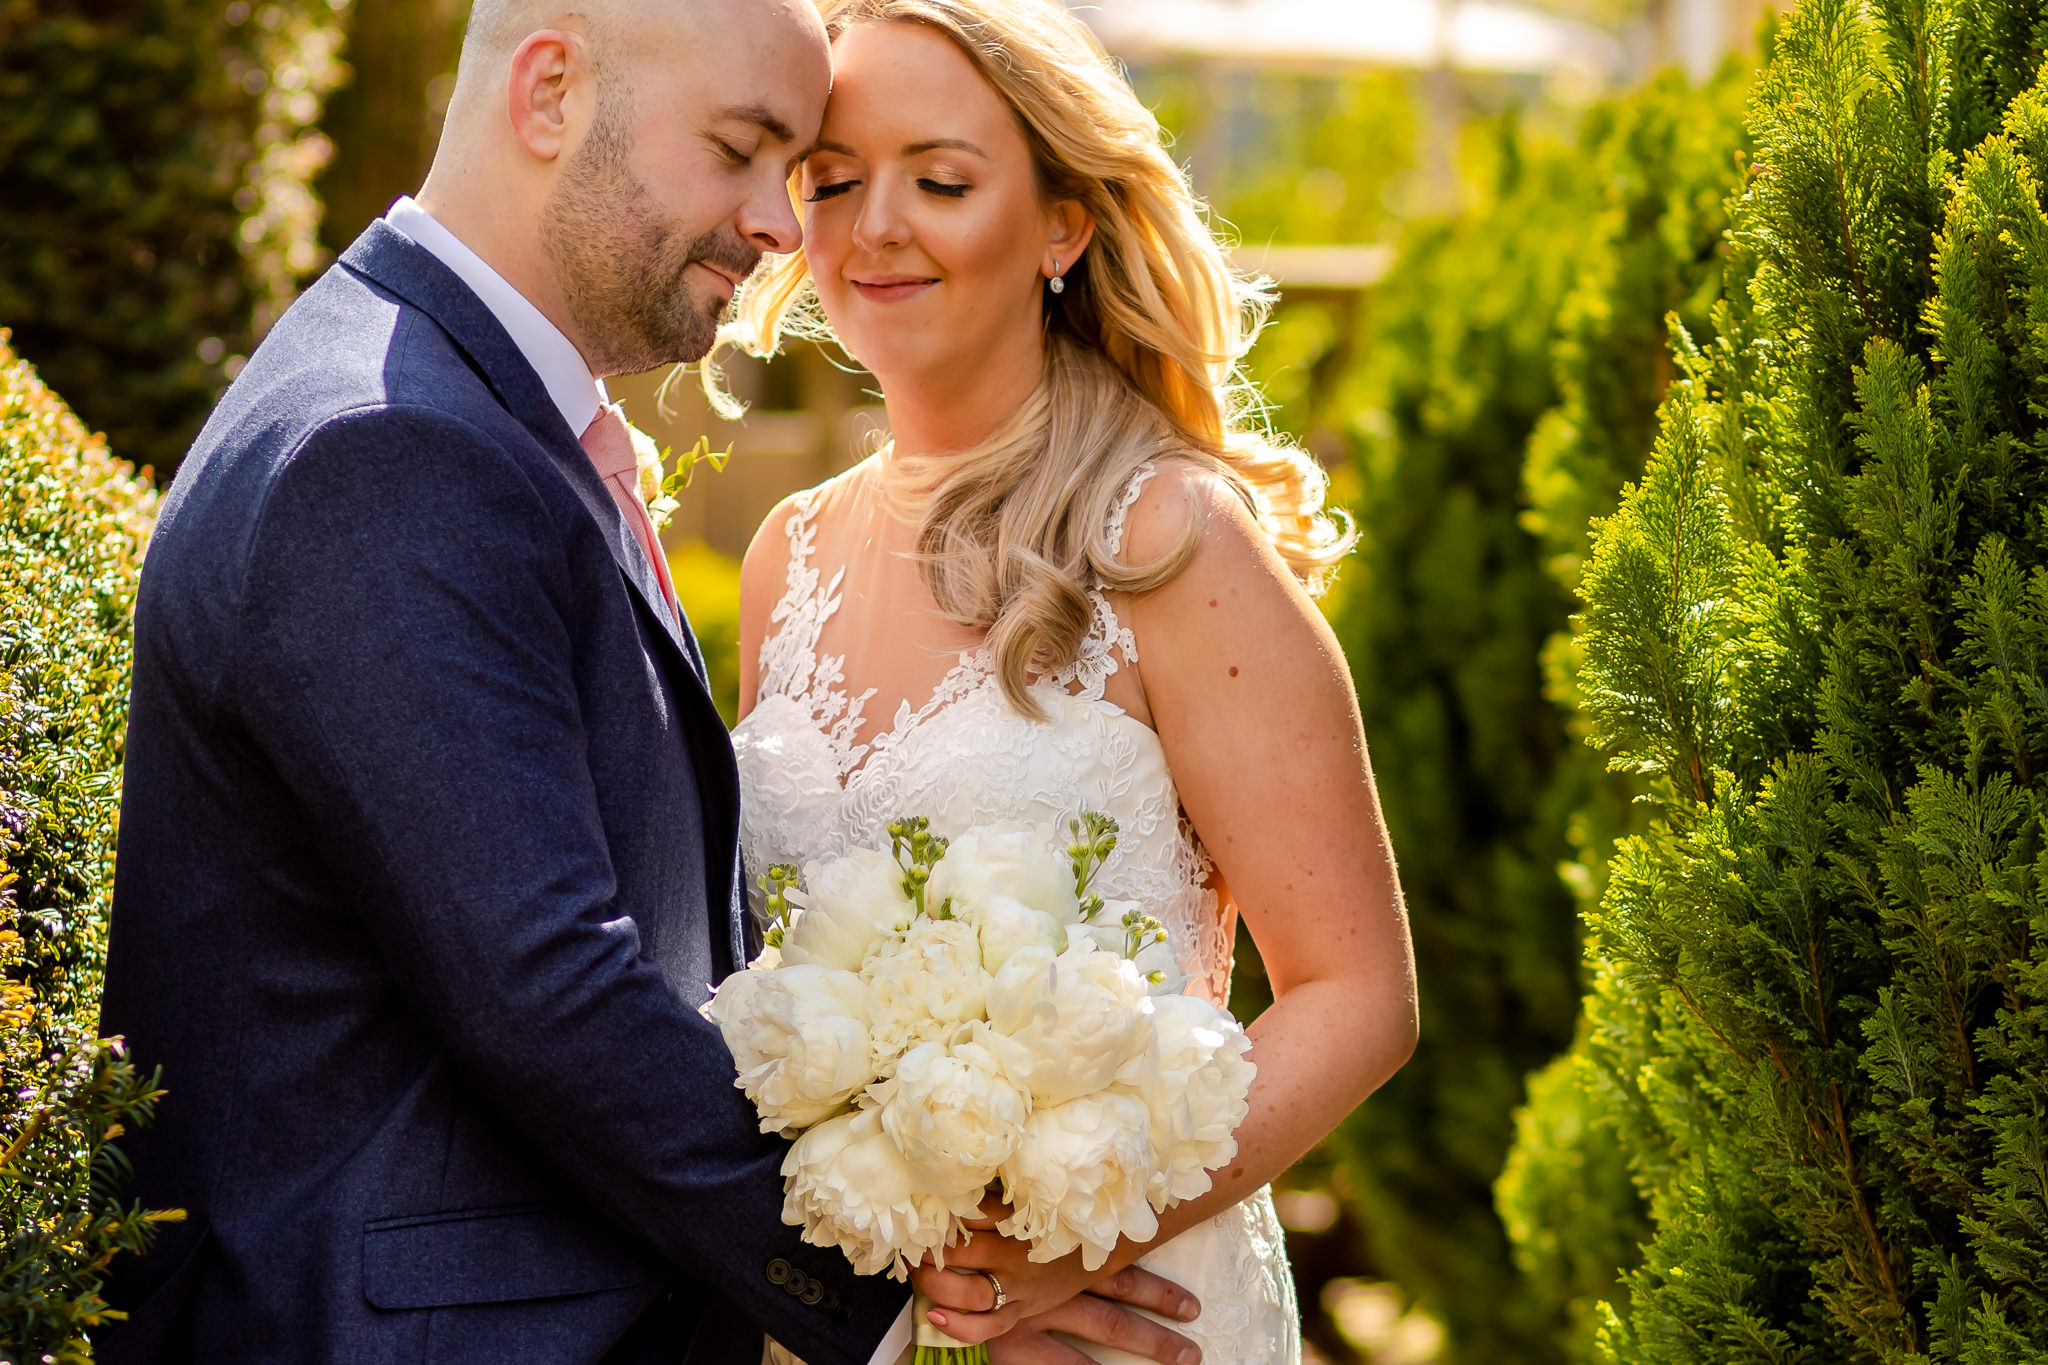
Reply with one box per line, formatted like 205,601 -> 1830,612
737,177 -> 804,256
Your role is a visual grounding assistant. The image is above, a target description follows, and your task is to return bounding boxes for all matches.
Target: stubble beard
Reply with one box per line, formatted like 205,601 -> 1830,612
538,91 -> 760,376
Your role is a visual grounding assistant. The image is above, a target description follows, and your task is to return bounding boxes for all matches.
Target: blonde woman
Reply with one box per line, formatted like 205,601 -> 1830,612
729,1 -> 1418,1359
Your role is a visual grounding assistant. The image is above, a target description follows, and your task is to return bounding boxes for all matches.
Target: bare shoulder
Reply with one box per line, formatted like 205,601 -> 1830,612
739,458 -> 870,606
739,487 -> 811,607
1119,457 -> 1300,608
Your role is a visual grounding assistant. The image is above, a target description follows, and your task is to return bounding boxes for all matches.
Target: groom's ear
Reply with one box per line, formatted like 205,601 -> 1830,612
506,29 -> 589,161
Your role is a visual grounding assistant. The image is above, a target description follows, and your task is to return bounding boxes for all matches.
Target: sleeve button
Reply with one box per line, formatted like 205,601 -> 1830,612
800,1281 -> 825,1306
766,1258 -> 791,1285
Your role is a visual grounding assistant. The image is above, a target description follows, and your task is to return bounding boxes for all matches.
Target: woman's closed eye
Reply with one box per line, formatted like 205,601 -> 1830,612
805,178 -> 858,202
918,177 -> 970,198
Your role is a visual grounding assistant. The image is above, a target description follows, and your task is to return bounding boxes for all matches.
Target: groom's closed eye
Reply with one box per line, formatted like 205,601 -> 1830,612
710,102 -> 800,172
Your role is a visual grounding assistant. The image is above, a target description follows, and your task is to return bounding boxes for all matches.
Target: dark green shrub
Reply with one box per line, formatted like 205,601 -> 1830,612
1543,0 -> 2048,1356
1315,118 -> 1591,1365
1230,64 -> 1751,1362
0,335 -> 173,1360
1492,60 -> 1755,1362
0,0 -> 348,481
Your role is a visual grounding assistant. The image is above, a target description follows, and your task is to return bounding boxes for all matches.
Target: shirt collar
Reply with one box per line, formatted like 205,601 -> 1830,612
382,196 -> 609,437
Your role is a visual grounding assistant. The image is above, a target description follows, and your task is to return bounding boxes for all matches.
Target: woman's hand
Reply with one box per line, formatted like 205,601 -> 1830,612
907,1203 -> 1201,1359
909,1207 -> 1093,1337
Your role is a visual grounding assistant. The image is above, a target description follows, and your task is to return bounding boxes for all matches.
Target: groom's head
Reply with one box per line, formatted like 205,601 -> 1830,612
420,0 -> 831,377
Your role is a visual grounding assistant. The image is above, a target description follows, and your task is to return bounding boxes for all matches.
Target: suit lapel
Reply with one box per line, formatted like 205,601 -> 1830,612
337,224 -> 745,960
337,223 -> 701,676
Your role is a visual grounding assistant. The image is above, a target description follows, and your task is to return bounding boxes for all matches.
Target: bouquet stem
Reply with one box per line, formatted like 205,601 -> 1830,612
911,1291 -> 989,1364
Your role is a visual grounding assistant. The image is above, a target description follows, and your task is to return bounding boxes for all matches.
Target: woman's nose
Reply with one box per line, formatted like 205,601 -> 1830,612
850,180 -> 910,255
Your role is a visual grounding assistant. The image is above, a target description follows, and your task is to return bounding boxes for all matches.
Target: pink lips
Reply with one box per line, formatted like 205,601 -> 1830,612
852,275 -> 938,302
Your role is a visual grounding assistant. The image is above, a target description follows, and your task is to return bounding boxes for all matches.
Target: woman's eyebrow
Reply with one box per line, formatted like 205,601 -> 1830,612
904,138 -> 987,158
805,137 -> 989,160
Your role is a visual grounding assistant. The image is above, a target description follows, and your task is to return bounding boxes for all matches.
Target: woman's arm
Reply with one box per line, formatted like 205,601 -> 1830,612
1130,463 -> 1418,1211
918,462 -> 1418,1336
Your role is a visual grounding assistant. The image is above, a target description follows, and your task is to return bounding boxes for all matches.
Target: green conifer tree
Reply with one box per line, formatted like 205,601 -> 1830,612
1239,66 -> 1748,1360
1496,60 -> 1755,1362
1546,1 -> 2048,1355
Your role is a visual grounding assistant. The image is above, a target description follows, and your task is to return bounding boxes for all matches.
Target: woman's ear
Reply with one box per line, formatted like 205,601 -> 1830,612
1044,199 -> 1097,279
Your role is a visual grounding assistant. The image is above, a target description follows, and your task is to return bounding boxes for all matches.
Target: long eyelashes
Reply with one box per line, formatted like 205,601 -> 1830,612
801,179 -> 972,202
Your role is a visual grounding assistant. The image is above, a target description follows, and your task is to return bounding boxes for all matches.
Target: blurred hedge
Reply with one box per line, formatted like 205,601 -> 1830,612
0,0 -> 349,482
0,334 -> 173,1361
1489,60 -> 1756,1362
1228,63 -> 1750,1361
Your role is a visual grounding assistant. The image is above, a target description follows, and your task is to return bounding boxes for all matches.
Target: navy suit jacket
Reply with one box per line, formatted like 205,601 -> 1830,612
96,222 -> 906,1364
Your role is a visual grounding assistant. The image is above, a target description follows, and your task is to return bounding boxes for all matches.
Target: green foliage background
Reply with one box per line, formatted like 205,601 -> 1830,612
0,334 -> 172,1362
0,0 -> 349,481
23,0 -> 2048,1359
1190,62 -> 1753,1362
0,3 -> 347,1349
1506,1 -> 2048,1358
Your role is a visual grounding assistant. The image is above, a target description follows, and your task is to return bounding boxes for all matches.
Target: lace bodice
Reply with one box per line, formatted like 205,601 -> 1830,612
735,458 -> 1296,1365
733,461 -> 1236,1004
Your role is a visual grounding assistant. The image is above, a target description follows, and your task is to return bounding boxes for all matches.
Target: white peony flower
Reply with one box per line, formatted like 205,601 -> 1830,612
928,825 -> 1080,923
997,1087 -> 1159,1270
781,847 -> 913,972
879,1027 -> 1031,1197
983,939 -> 1153,1106
861,918 -> 990,1070
1119,993 -> 1256,1208
781,1108 -> 983,1279
1068,910 -> 1189,996
701,965 -> 876,1135
961,893 -> 1064,973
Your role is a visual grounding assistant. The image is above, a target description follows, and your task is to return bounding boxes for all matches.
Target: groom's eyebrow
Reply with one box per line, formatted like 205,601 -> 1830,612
718,103 -> 798,146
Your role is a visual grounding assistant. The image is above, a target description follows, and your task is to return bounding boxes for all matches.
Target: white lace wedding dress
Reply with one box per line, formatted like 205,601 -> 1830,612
732,459 -> 1301,1365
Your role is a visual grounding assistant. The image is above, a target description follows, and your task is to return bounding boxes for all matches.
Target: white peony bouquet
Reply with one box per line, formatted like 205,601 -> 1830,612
703,814 -> 1254,1363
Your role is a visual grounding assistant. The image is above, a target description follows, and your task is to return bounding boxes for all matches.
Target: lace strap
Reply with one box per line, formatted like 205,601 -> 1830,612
772,489 -> 822,622
1104,461 -> 1158,562
1050,463 -> 1157,699
756,488 -> 845,709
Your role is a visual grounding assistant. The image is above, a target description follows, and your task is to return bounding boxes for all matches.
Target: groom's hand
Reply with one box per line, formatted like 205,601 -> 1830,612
989,1266 -> 1204,1365
912,1257 -> 1202,1365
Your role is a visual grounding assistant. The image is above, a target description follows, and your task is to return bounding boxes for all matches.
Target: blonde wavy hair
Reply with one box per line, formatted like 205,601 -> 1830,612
713,0 -> 1353,718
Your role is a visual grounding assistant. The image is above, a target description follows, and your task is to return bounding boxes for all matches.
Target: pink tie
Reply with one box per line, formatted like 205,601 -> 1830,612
580,402 -> 679,614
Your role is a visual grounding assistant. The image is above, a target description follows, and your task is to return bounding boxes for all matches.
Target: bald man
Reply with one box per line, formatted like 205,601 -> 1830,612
97,2 -> 1205,1362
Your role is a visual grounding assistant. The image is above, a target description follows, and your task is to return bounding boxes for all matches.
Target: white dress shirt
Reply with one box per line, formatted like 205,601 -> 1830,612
379,197 -> 916,1365
383,196 -> 609,435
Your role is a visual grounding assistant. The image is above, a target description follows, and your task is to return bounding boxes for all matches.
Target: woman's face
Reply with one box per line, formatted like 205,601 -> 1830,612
801,21 -> 1078,392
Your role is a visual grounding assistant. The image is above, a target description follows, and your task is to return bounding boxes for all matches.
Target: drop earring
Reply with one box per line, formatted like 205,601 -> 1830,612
1048,261 -> 1065,295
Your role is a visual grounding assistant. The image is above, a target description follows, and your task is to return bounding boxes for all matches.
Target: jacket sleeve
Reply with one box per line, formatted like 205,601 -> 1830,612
230,404 -> 908,1362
